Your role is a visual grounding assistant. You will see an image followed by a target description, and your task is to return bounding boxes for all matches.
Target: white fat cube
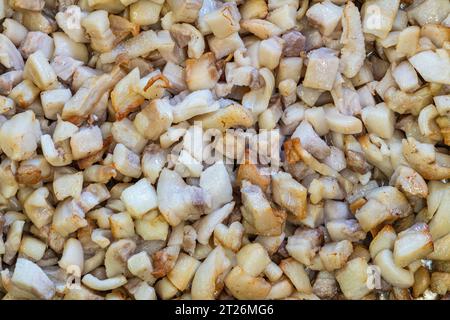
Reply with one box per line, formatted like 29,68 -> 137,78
130,1 -> 163,26
236,243 -> 271,276
303,48 -> 340,91
259,37 -> 283,70
434,95 -> 450,116
9,80 -> 40,108
392,61 -> 420,93
409,50 -> 450,85
135,213 -> 169,241
110,212 -> 135,239
127,251 -> 155,282
361,103 -> 395,139
40,89 -> 72,120
53,172 -> 83,201
204,3 -> 241,39
53,118 -> 79,143
121,178 -> 157,218
306,0 -> 343,36
267,5 -> 297,32
0,110 -> 41,161
362,0 -> 399,39
24,50 -> 57,90
113,143 -> 142,178
70,126 -> 103,160
111,118 -> 147,154
19,236 -> 47,261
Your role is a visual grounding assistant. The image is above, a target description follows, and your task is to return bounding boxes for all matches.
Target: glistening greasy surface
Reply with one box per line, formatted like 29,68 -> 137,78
0,0 -> 449,300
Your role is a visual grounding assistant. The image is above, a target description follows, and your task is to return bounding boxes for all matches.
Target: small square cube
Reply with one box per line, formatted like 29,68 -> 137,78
303,48 -> 339,91
53,172 -> 83,201
70,126 -> 103,160
204,3 -> 241,39
121,178 -> 158,219
110,212 -> 135,239
127,251 -> 155,282
135,213 -> 169,241
306,1 -> 343,36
